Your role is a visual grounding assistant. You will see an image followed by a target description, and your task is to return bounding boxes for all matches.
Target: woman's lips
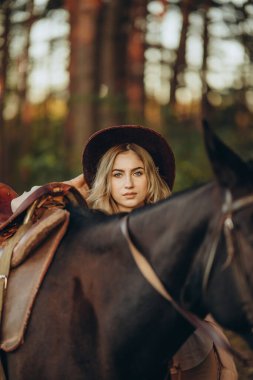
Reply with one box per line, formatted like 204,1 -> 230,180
123,192 -> 137,198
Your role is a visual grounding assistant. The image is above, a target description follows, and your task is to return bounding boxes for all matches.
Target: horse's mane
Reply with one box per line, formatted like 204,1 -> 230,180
168,182 -> 207,199
67,203 -> 121,227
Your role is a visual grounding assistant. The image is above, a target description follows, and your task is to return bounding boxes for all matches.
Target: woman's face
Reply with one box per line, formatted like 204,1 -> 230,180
110,150 -> 148,212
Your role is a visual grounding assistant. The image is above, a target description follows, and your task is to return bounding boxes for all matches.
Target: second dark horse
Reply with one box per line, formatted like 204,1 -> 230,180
4,124 -> 253,379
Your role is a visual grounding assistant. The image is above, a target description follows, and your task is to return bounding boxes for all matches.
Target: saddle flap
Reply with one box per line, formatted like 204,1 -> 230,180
11,208 -> 68,268
0,210 -> 69,352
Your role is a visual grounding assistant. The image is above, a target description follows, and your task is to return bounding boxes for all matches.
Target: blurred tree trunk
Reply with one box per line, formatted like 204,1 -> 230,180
113,1 -> 132,123
169,0 -> 190,106
94,0 -> 127,129
236,2 -> 253,124
16,0 -> 35,175
65,0 -> 101,171
95,0 -> 147,129
126,0 -> 147,121
200,2 -> 211,121
0,1 -> 11,183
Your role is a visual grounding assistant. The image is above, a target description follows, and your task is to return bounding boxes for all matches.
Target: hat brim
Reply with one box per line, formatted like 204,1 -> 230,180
82,125 -> 175,190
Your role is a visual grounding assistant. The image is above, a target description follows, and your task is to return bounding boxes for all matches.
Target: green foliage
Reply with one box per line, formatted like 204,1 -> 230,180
161,108 -> 212,191
14,119 -> 71,193
161,105 -> 253,193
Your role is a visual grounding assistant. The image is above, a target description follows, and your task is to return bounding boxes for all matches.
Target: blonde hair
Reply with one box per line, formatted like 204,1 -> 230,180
86,143 -> 171,214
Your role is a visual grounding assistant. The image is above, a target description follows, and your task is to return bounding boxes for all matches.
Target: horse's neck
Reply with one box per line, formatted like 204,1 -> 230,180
129,182 -> 221,297
110,183 -> 222,378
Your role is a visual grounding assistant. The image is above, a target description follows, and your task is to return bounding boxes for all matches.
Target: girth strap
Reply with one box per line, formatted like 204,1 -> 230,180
120,215 -> 251,365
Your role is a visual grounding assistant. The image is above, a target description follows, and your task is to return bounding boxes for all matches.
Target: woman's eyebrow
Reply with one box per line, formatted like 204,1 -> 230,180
112,166 -> 144,172
131,166 -> 144,171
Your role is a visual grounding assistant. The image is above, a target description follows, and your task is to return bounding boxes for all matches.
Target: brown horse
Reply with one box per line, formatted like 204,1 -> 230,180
2,124 -> 253,380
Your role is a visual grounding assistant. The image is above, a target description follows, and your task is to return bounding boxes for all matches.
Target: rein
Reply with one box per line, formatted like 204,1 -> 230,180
120,189 -> 253,365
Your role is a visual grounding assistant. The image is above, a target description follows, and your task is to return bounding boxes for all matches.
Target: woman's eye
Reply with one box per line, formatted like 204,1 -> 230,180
113,172 -> 122,178
134,171 -> 143,177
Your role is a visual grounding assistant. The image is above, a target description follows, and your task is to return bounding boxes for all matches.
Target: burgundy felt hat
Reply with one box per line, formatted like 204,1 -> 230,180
82,125 -> 175,190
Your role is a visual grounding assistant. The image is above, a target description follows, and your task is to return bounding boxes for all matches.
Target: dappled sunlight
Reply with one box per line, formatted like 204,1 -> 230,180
3,0 -> 252,117
145,1 -> 252,110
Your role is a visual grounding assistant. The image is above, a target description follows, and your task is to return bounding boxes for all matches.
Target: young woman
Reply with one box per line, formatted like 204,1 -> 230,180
81,125 -> 238,380
86,143 -> 171,213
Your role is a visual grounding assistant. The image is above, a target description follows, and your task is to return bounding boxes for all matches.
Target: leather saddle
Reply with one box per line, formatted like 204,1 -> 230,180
0,182 -> 86,237
0,182 -> 87,352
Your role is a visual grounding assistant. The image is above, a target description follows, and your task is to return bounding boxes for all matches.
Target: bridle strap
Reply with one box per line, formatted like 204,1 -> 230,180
120,215 -> 251,365
202,216 -> 224,293
222,193 -> 253,213
203,190 -> 253,293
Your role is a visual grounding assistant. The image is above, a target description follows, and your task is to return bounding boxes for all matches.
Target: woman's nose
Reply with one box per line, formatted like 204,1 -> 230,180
124,174 -> 133,188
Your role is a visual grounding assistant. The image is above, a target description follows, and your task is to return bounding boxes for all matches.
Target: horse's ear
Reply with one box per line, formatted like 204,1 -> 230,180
202,120 -> 249,188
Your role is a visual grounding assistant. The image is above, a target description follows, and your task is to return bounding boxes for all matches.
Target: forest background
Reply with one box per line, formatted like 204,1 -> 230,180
1,0 -> 253,378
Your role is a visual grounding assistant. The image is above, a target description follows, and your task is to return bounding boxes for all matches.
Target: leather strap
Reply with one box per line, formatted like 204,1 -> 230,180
0,222 -> 32,380
120,215 -> 252,365
0,223 -> 31,323
120,215 -> 173,302
222,193 -> 253,213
